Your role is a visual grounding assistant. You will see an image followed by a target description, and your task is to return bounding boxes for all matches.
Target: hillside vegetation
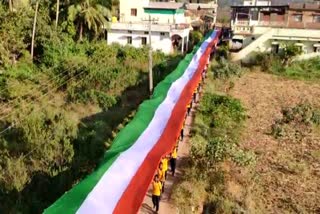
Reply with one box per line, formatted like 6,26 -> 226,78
0,1 -> 183,213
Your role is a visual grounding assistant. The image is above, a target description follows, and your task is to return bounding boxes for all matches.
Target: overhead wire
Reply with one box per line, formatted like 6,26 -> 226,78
0,67 -> 89,136
0,64 -> 83,116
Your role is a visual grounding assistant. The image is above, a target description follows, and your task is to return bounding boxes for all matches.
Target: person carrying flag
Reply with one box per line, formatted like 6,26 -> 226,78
187,101 -> 192,116
170,146 -> 178,176
161,156 -> 169,180
193,87 -> 198,103
158,161 -> 166,193
152,174 -> 162,212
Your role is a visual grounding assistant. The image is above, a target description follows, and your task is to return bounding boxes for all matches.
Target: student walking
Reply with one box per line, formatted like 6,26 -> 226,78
180,118 -> 186,141
152,174 -> 162,212
180,127 -> 184,141
170,146 -> 178,176
157,162 -> 166,193
187,102 -> 192,116
161,156 -> 169,180
193,88 -> 197,103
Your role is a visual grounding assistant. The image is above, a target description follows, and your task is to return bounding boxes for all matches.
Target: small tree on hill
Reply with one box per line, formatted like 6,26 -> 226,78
279,43 -> 303,67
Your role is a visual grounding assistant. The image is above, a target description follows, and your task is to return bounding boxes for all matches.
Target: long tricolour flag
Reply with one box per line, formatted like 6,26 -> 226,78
44,30 -> 220,214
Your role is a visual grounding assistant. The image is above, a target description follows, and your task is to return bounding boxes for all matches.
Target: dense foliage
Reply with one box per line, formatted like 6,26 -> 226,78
212,58 -> 242,79
0,1 -> 183,213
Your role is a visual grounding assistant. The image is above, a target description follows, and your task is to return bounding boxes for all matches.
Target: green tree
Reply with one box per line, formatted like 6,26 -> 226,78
68,0 -> 111,41
279,43 -> 302,66
0,4 -> 33,67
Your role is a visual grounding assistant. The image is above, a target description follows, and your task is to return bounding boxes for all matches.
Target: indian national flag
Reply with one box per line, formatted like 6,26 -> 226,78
44,30 -> 220,214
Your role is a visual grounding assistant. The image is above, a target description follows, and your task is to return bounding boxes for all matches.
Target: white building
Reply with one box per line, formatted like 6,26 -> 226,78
230,0 -> 320,61
186,0 -> 218,31
107,1 -> 191,54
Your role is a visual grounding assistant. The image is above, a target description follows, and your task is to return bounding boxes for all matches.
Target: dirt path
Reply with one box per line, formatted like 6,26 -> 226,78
139,98 -> 199,214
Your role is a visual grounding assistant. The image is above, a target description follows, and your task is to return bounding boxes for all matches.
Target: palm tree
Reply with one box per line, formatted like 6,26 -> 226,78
68,0 -> 111,41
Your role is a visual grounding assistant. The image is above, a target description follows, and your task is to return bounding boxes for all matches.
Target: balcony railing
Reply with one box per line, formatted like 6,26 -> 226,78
110,22 -> 190,32
258,21 -> 286,27
234,20 -> 250,26
232,26 -> 253,35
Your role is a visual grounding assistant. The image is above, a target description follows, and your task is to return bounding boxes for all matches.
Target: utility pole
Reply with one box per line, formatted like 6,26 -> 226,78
31,0 -> 39,60
142,15 -> 159,96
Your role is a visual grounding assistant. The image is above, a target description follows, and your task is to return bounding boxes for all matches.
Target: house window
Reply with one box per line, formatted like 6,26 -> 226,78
131,8 -> 137,16
144,31 -> 149,35
293,14 -> 302,22
141,37 -> 147,45
160,32 -> 166,36
313,15 -> 320,23
127,36 -> 132,44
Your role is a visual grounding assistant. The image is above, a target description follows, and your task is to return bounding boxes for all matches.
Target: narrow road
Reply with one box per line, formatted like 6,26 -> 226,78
139,99 -> 199,214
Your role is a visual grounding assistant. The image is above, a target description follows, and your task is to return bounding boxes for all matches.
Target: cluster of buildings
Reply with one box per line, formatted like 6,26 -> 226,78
106,0 -> 320,61
107,0 -> 217,54
230,0 -> 320,61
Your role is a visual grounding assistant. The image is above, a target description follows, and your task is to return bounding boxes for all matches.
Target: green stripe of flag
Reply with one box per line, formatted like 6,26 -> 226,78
44,32 -> 212,214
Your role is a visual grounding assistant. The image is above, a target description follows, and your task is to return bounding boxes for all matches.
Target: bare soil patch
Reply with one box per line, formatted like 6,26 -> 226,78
228,71 -> 320,213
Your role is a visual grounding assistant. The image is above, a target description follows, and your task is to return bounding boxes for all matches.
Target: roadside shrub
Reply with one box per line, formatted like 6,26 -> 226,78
210,58 -> 243,79
172,179 -> 207,213
312,110 -> 320,125
215,44 -> 229,60
271,103 -> 320,139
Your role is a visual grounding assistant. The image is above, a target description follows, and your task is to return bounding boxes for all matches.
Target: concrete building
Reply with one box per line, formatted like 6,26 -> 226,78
107,0 -> 191,54
230,0 -> 320,61
186,0 -> 218,30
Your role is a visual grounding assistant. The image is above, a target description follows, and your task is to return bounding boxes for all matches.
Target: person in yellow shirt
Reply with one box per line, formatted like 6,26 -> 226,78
187,102 -> 192,116
161,156 -> 169,180
170,146 -> 178,176
152,174 -> 162,212
157,162 -> 166,193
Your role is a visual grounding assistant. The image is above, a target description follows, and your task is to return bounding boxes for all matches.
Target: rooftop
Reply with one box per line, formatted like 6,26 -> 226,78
186,1 -> 217,10
144,2 -> 184,10
231,0 -> 314,7
289,3 -> 320,10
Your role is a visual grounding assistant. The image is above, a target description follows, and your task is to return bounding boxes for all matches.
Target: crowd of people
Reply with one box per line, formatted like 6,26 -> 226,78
150,60 -> 209,213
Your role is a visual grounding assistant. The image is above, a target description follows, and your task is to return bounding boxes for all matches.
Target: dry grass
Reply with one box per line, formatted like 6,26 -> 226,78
226,71 -> 320,213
